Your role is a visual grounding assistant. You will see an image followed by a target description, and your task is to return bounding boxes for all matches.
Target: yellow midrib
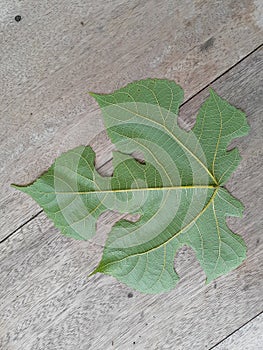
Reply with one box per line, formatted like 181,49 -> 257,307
53,185 -> 218,195
93,95 -> 218,185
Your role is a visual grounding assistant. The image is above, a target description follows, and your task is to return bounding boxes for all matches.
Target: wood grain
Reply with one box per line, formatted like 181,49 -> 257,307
214,313 -> 263,350
1,0 -> 263,240
0,46 -> 262,349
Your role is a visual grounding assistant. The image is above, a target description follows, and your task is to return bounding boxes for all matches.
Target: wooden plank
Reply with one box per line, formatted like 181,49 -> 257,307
0,46 -> 262,350
1,0 -> 263,240
214,313 -> 263,350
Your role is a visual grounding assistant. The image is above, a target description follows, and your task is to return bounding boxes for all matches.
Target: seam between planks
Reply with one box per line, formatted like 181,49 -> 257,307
179,43 -> 262,108
209,310 -> 263,349
1,43 -> 262,246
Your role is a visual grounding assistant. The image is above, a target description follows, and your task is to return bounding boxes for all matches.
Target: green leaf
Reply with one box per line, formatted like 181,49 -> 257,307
13,79 -> 250,294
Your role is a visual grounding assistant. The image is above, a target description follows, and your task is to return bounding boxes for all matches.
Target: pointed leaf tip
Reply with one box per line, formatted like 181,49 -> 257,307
88,91 -> 96,97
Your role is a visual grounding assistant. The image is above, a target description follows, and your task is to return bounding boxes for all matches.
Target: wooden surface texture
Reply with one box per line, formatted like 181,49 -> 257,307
214,313 -> 263,350
1,0 -> 263,240
0,1 -> 262,349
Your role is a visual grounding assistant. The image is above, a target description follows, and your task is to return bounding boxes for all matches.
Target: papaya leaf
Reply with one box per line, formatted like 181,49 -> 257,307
13,79 -> 250,294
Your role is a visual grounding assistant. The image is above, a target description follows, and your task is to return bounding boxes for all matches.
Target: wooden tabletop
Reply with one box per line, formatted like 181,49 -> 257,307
0,1 -> 262,349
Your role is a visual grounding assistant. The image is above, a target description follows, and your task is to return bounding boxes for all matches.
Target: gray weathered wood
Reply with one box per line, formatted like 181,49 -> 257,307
0,46 -> 262,349
1,0 -> 263,240
214,313 -> 263,350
